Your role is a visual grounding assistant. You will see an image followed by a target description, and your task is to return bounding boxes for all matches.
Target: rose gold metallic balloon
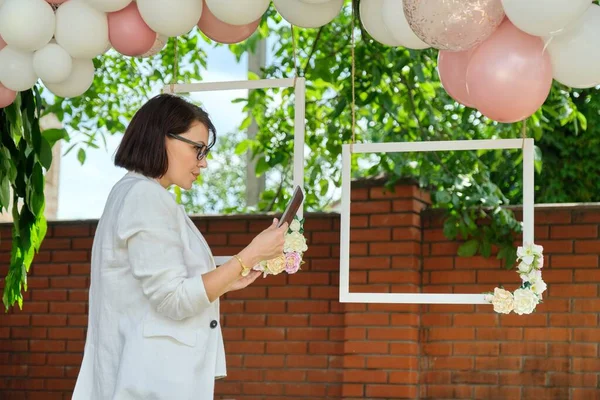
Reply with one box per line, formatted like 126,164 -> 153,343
402,0 -> 505,51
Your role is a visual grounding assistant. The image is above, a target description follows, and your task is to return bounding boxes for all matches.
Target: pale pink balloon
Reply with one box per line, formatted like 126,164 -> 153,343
438,48 -> 476,107
0,84 -> 17,109
466,20 -> 553,123
108,2 -> 156,57
403,0 -> 505,51
197,0 -> 260,44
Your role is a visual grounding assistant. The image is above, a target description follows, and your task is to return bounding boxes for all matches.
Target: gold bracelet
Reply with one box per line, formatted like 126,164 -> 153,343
234,254 -> 251,277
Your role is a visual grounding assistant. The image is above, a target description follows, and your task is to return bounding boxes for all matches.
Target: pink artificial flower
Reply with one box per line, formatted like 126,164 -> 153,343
284,252 -> 302,274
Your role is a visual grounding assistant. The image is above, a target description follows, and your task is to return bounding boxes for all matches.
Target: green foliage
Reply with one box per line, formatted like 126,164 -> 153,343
1,90 -> 49,310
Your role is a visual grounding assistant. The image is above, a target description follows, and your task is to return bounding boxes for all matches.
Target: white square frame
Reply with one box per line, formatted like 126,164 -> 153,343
163,78 -> 306,265
339,139 -> 535,304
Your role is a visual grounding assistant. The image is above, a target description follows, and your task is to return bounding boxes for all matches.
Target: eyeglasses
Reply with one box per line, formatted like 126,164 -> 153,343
167,133 -> 210,161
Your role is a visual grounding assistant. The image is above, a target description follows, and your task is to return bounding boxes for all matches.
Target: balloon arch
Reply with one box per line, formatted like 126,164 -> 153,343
0,0 -> 598,124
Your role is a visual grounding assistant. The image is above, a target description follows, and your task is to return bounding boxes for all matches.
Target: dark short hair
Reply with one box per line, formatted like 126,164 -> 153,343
114,93 -> 217,178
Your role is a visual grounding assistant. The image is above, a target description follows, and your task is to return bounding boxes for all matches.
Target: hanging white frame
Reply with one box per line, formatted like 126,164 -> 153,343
163,78 -> 306,265
339,139 -> 535,304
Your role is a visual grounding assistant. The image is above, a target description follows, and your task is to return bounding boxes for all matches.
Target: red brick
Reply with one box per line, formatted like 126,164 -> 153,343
474,386 -> 521,400
208,220 -> 247,233
244,300 -> 286,313
266,341 -> 307,354
453,343 -> 499,356
267,314 -> 308,327
31,264 -> 69,276
549,284 -> 597,297
500,342 -> 547,356
550,373 -> 597,388
549,343 -> 597,357
426,384 -> 471,399
53,224 -> 90,237
454,314 -> 497,327
500,313 -> 547,327
524,357 -> 569,372
550,313 -> 597,327
244,328 -> 285,341
50,277 -> 88,289
352,201 -> 391,214
523,328 -> 571,341
48,328 -> 85,340
551,225 -> 597,239
430,271 -> 476,284
69,263 -> 91,275
351,187 -> 368,200
476,328 -> 522,341
370,213 -> 420,227
551,255 -> 598,268
365,384 -> 417,399
430,357 -> 473,370
29,340 -> 65,352
575,240 -> 600,253
522,387 -> 569,399
285,355 -> 328,368
51,251 -> 89,263
351,228 -> 392,242
573,329 -> 600,342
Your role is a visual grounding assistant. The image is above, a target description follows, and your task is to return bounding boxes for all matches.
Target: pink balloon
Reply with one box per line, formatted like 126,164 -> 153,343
198,0 -> 260,44
466,20 -> 553,123
0,84 -> 17,109
108,2 -> 156,57
438,48 -> 476,107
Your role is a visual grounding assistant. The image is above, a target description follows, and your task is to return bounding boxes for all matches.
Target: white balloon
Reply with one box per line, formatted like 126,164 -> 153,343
137,0 -> 203,37
205,0 -> 269,26
44,58 -> 95,98
0,0 -> 55,51
83,0 -> 131,12
502,0 -> 593,37
273,0 -> 343,29
33,42 -> 73,84
359,0 -> 401,46
382,0 -> 429,49
55,1 -> 109,59
546,4 -> 600,88
0,47 -> 38,91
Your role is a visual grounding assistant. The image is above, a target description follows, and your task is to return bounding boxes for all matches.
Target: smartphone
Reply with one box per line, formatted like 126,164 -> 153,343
277,186 -> 304,228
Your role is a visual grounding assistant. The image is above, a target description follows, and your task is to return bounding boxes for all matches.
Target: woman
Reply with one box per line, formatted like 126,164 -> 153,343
73,94 -> 287,399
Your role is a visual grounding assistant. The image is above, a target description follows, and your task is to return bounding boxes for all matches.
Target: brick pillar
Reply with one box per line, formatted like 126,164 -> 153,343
342,181 -> 430,399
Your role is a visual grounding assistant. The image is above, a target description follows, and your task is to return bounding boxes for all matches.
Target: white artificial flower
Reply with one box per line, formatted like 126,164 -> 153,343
491,288 -> 514,314
518,261 -> 532,274
534,254 -> 544,269
517,243 -> 544,265
513,288 -> 539,315
289,219 -> 301,232
520,269 -> 542,283
530,278 -> 547,297
284,231 -> 308,253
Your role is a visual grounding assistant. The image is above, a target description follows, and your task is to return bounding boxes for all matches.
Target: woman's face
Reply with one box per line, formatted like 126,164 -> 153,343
159,121 -> 209,190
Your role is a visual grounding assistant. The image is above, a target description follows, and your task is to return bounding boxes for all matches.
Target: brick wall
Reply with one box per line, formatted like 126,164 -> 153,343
0,181 -> 599,400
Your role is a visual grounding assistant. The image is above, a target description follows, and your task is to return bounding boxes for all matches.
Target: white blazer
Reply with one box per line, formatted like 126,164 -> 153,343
73,171 -> 226,400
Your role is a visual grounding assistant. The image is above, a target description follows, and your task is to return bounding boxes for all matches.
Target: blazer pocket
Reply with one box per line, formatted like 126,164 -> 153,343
142,312 -> 200,347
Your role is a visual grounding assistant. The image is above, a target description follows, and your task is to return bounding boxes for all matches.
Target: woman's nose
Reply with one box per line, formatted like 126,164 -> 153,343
199,158 -> 208,168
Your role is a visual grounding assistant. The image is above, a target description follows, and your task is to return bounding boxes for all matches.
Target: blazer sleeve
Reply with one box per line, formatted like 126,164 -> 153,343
116,180 -> 212,320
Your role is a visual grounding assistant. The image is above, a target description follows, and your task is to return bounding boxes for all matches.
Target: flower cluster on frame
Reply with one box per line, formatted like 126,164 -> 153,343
484,243 -> 546,315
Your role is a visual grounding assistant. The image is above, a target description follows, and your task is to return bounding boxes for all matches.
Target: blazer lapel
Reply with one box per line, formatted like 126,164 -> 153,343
179,207 -> 216,269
